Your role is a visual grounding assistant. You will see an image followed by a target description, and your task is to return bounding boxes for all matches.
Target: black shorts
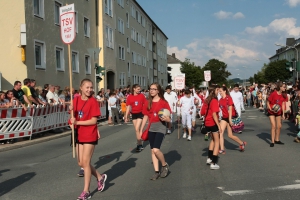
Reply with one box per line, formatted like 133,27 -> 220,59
267,110 -> 281,117
205,125 -> 219,133
221,118 -> 229,123
77,140 -> 98,145
148,131 -> 165,149
132,112 -> 144,120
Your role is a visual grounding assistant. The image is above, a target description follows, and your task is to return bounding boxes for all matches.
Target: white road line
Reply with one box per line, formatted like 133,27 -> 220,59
223,190 -> 254,196
218,182 -> 300,197
270,184 -> 300,191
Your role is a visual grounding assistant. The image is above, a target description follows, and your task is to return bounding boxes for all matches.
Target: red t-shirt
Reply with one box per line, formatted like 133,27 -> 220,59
73,97 -> 100,142
142,99 -> 171,123
126,93 -> 147,114
200,98 -> 219,126
219,95 -> 237,118
268,91 -> 286,115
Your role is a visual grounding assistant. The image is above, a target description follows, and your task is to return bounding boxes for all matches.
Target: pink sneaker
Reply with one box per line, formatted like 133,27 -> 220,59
239,142 -> 247,152
77,191 -> 91,200
97,174 -> 107,192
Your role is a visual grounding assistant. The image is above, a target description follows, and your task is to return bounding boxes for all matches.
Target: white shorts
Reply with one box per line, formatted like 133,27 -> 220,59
182,113 -> 192,129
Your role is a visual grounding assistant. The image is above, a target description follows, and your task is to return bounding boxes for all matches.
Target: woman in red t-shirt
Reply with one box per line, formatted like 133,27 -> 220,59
219,86 -> 246,154
70,79 -> 107,200
125,84 -> 147,152
140,83 -> 171,180
267,81 -> 287,147
200,86 -> 222,170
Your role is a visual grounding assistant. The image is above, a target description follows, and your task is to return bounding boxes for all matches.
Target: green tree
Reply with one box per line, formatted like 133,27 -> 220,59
201,59 -> 231,85
264,59 -> 292,83
180,59 -> 203,88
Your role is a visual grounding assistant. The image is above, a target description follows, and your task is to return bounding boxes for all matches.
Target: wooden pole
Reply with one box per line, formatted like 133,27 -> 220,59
68,44 -> 75,158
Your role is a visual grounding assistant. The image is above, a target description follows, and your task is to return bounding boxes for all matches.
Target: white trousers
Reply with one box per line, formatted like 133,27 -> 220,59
182,113 -> 192,129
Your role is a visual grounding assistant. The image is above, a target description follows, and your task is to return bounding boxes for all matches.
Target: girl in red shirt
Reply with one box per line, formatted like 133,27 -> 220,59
200,86 -> 222,170
267,81 -> 287,147
140,83 -> 171,180
125,84 -> 147,152
219,86 -> 246,154
70,79 -> 107,200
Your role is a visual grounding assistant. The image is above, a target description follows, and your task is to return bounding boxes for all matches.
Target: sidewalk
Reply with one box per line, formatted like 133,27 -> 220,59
0,120 -> 108,153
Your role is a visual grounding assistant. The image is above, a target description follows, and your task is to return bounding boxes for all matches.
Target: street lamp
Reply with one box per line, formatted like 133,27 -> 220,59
275,43 -> 299,81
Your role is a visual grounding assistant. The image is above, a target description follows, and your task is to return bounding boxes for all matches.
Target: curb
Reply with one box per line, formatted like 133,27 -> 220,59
0,122 -> 108,153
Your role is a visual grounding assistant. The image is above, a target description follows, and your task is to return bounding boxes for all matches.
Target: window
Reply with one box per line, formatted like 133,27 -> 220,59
119,72 -> 125,86
142,17 -> 145,27
105,26 -> 114,48
127,62 -> 130,77
119,46 -> 125,60
34,40 -> 45,69
131,28 -> 136,41
34,0 -> 44,18
126,12 -> 129,28
137,11 -> 141,23
54,1 -> 61,25
105,0 -> 113,17
132,51 -> 137,64
117,0 -> 124,7
131,5 -> 136,18
85,55 -> 91,74
142,36 -> 145,47
117,18 -> 124,34
127,37 -> 130,52
75,11 -> 78,33
72,51 -> 79,73
84,17 -> 90,37
55,46 -> 64,71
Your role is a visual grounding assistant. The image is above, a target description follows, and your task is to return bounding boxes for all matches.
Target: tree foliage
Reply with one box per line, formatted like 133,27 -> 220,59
180,59 -> 203,88
201,59 -> 231,85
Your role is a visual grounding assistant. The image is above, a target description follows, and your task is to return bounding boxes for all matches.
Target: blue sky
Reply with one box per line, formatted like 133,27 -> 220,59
137,0 -> 300,79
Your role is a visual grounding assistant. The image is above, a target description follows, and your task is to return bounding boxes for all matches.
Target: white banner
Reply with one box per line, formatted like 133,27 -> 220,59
60,4 -> 76,44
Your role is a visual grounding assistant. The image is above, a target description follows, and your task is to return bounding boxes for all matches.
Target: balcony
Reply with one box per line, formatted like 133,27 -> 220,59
153,52 -> 157,60
152,35 -> 156,43
154,69 -> 158,77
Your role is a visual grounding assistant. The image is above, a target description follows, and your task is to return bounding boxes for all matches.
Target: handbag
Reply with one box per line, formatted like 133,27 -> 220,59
200,103 -> 210,134
231,102 -> 245,133
141,100 -> 161,141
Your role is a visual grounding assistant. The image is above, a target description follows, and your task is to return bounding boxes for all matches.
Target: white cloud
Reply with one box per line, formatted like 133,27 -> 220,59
245,18 -> 300,37
167,17 -> 300,78
286,0 -> 300,7
214,10 -> 232,19
233,12 -> 245,19
214,10 -> 245,20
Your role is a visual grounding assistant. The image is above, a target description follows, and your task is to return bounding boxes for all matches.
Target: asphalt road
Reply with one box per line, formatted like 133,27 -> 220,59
1,108 -> 300,200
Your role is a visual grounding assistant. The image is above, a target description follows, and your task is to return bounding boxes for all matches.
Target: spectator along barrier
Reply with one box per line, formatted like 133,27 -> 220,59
0,101 -> 106,141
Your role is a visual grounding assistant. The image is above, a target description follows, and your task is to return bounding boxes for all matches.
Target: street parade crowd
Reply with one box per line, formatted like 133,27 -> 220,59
1,78 -> 300,199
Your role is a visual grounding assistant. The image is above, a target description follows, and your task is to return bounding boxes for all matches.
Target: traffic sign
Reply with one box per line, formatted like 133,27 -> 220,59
204,70 -> 211,82
174,74 -> 185,90
60,4 -> 76,44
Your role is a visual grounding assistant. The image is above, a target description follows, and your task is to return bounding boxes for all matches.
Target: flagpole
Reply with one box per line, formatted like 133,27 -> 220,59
68,44 -> 75,158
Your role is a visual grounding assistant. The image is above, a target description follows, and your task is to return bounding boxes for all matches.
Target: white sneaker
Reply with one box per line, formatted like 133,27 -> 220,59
187,136 -> 191,141
210,163 -> 220,170
183,133 -> 187,138
206,158 -> 212,165
167,129 -> 171,134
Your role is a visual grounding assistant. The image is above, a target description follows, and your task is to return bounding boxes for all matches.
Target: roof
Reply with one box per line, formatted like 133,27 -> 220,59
167,54 -> 182,64
134,0 -> 168,39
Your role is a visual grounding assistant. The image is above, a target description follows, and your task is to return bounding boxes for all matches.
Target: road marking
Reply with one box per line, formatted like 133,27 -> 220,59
223,190 -> 254,196
218,181 -> 300,196
248,116 -> 257,117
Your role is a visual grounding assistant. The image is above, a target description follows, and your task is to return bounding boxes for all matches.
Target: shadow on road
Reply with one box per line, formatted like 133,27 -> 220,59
91,158 -> 137,195
256,132 -> 271,144
0,172 -> 36,196
0,169 -> 10,177
224,139 -> 239,150
94,151 -> 123,169
165,150 -> 182,167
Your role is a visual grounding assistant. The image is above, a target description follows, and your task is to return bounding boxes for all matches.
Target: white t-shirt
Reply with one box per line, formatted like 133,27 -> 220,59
46,91 -> 59,104
180,96 -> 194,114
109,97 -> 117,108
164,91 -> 177,112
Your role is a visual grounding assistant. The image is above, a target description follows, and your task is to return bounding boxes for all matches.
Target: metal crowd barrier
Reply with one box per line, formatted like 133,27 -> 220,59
0,101 -> 106,141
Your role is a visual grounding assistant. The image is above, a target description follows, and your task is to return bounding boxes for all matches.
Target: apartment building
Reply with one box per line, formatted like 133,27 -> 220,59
269,38 -> 300,62
0,0 -> 168,91
0,0 -> 97,90
100,0 -> 168,90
